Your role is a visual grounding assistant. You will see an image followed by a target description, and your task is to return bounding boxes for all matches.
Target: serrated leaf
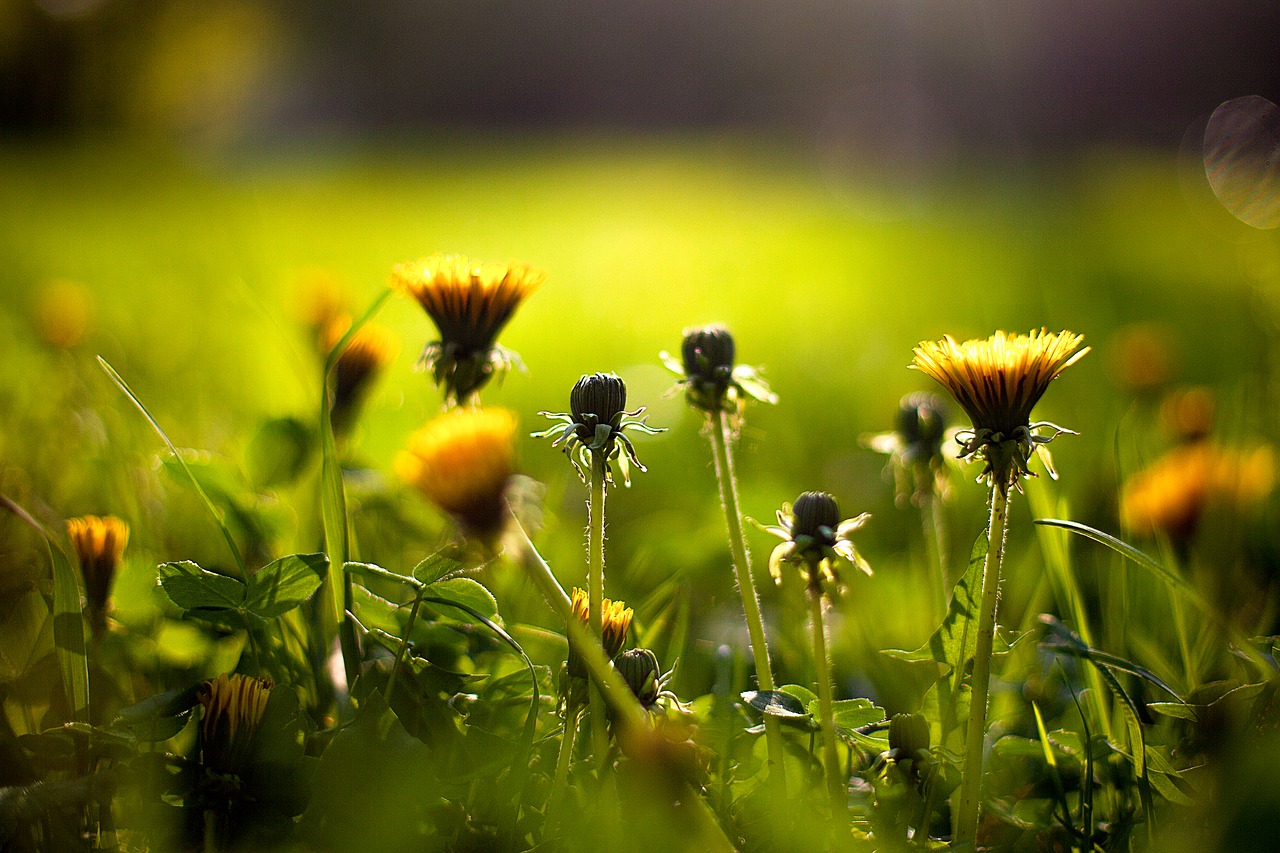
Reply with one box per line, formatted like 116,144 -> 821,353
425,578 -> 497,620
412,553 -> 464,586
158,561 -> 246,611
245,553 -> 328,618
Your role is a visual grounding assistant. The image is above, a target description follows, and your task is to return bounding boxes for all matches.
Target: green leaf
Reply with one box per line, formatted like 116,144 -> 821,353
1148,702 -> 1198,720
0,590 -> 51,684
778,683 -> 818,707
157,561 -> 246,611
741,689 -> 814,724
345,561 -> 421,588
0,495 -> 91,724
245,553 -> 328,618
411,553 -> 464,586
245,416 -> 316,489
1039,615 -> 1187,703
425,578 -> 498,620
827,698 -> 886,733
886,526 -> 989,738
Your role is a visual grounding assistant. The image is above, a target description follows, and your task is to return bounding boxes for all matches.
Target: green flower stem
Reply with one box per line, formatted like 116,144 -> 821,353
808,586 -> 845,821
708,409 -> 788,795
955,482 -> 1011,845
921,490 -> 950,623
588,453 -> 610,772
545,708 -> 581,838
384,592 -> 425,706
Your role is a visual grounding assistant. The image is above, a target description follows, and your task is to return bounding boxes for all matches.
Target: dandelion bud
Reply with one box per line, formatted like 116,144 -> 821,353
615,647 -> 662,708
570,373 -> 628,427
894,393 -> 948,462
889,712 -> 932,785
327,319 -> 398,435
681,324 -> 735,378
197,673 -> 273,776
791,491 -> 841,539
66,515 -> 129,636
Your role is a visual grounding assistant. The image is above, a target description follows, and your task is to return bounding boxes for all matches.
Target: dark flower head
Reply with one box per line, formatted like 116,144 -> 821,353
912,329 -> 1088,489
325,318 -> 398,434
865,392 -> 952,506
661,323 -> 777,415
757,491 -> 871,592
198,673 -> 273,776
570,372 -> 628,426
894,393 -> 948,462
392,254 -> 543,404
888,712 -> 932,785
615,647 -> 663,708
534,373 -> 665,487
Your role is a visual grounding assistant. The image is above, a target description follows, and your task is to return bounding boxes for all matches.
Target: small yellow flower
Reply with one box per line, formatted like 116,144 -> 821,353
66,515 -> 129,632
392,254 -> 544,404
912,329 -> 1089,488
197,673 -> 273,775
396,408 -> 518,537
1121,441 -> 1275,542
566,587 -> 633,678
324,318 -> 398,433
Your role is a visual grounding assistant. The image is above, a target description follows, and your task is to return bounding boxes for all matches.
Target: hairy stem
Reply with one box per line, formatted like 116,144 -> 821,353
588,454 -> 610,772
955,483 -> 1011,844
809,586 -> 845,821
708,409 -> 788,795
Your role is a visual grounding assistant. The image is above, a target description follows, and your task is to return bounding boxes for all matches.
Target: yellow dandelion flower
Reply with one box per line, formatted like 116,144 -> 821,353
566,587 -> 633,678
1120,442 -> 1275,542
396,407 -> 517,537
197,673 -> 273,775
912,329 -> 1089,488
392,253 -> 544,404
66,515 -> 129,632
323,317 -> 398,433
35,279 -> 92,350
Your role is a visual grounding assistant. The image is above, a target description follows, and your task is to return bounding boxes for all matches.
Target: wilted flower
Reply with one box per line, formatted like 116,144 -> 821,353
392,253 -> 543,404
865,392 -> 952,506
197,673 -> 273,776
758,491 -> 871,592
324,318 -> 398,434
534,373 -> 664,486
1120,441 -> 1275,542
66,515 -> 129,635
660,324 -> 777,415
912,329 -> 1089,489
396,408 -> 518,538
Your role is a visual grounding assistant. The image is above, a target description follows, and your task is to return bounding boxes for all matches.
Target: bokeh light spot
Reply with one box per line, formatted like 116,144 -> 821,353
1203,95 -> 1280,229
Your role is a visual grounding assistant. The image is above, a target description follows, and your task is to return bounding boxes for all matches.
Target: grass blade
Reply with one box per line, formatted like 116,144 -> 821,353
97,356 -> 247,581
1032,519 -> 1198,603
1,494 -> 90,724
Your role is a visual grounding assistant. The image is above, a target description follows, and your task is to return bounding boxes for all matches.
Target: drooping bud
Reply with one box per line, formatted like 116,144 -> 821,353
570,373 -> 628,427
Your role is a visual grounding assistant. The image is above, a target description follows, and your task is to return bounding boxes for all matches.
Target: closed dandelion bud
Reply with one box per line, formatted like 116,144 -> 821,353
679,324 -> 737,411
792,491 -> 841,539
326,319 -> 398,435
889,712 -> 931,761
66,515 -> 129,635
615,647 -> 662,708
197,673 -> 273,776
570,372 -> 628,427
894,392 -> 948,462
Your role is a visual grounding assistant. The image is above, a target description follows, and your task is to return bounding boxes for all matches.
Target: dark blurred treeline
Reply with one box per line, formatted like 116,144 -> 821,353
2,0 -> 1278,150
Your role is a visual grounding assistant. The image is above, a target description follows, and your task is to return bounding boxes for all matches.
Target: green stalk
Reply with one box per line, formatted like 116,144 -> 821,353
920,489 -> 949,624
955,483 -> 1011,844
588,454 -> 610,771
384,593 -> 425,706
545,708 -> 581,838
708,409 -> 788,795
808,586 -> 845,821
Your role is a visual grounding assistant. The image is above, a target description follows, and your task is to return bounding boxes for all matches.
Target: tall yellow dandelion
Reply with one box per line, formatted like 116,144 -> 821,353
66,515 -> 129,634
197,673 -> 273,775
